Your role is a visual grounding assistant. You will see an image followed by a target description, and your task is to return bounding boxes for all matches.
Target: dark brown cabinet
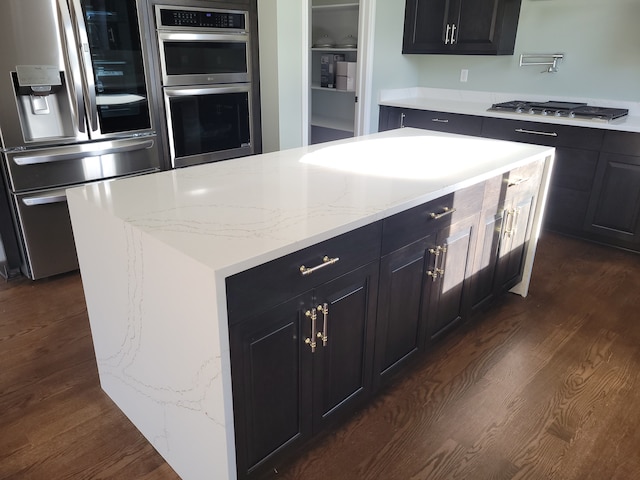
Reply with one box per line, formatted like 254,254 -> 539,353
375,184 -> 483,384
402,0 -> 522,55
379,106 -> 483,136
471,160 -> 543,312
585,131 -> 640,248
228,226 -> 380,479
227,152 -> 548,478
375,237 -> 433,382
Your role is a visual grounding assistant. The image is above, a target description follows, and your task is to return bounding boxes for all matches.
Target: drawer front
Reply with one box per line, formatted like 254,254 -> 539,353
402,109 -> 484,136
226,221 -> 382,323
381,182 -> 484,255
483,159 -> 544,209
481,117 -> 604,151
601,130 -> 640,156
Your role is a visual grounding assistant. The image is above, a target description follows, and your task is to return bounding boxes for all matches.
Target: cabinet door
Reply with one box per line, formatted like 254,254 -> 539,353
427,214 -> 479,342
453,0 -> 518,54
585,153 -> 640,246
403,0 -> 521,55
230,293 -> 314,479
312,262 -> 379,431
470,207 -> 505,313
403,0 -> 449,53
374,235 -> 434,384
544,147 -> 599,234
494,195 -> 535,292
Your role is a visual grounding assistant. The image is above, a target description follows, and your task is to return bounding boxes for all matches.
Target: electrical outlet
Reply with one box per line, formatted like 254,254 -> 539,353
460,69 -> 468,82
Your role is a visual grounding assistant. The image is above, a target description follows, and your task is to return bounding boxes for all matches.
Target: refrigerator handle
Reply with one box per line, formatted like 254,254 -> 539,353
13,139 -> 155,166
22,190 -> 68,207
57,0 -> 86,134
69,0 -> 98,133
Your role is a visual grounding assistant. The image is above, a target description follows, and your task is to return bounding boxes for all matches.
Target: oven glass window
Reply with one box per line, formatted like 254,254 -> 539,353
169,92 -> 250,158
164,42 -> 248,76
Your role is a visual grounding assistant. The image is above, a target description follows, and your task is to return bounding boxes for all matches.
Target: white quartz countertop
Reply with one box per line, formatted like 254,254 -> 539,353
67,128 -> 554,278
379,88 -> 640,133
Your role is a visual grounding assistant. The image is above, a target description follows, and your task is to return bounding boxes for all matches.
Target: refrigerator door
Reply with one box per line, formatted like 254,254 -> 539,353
4,136 -> 161,192
70,0 -> 154,138
13,187 -> 79,280
0,0 -> 89,149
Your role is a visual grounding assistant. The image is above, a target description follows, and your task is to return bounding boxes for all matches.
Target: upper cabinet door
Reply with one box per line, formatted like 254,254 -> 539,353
402,0 -> 449,53
403,0 -> 522,55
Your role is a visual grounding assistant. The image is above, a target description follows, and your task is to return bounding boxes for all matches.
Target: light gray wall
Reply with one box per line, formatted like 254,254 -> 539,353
368,0 -> 640,130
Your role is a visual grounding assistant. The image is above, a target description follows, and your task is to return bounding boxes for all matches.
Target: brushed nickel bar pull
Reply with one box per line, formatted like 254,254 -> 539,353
504,208 -> 516,238
436,246 -> 447,278
300,256 -> 340,276
451,23 -> 457,44
508,177 -> 529,187
304,308 -> 318,353
515,128 -> 558,137
427,246 -> 442,281
317,303 -> 328,347
431,118 -> 449,123
400,112 -> 406,128
430,207 -> 456,220
445,24 -> 451,44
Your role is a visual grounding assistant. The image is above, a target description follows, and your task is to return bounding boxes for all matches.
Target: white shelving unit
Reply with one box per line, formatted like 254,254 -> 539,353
310,1 -> 360,144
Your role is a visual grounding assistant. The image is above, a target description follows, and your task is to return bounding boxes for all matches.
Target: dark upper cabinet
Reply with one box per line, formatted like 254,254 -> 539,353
403,0 -> 522,55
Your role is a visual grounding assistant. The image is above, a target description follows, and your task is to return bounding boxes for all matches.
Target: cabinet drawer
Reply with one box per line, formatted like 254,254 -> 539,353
226,221 -> 382,323
401,109 -> 484,136
484,159 -> 544,208
481,117 -> 604,150
601,130 -> 640,156
381,182 -> 484,255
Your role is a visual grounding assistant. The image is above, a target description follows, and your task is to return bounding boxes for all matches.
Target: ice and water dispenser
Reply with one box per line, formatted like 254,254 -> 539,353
12,64 -> 76,141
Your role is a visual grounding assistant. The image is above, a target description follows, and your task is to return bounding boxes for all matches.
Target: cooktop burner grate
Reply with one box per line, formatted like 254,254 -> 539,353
488,100 -> 628,122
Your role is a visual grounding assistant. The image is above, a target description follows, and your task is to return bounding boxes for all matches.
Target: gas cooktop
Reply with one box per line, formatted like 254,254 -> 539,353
488,100 -> 628,122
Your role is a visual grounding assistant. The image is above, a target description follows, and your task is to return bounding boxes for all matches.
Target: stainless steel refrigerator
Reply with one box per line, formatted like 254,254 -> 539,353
0,0 -> 164,279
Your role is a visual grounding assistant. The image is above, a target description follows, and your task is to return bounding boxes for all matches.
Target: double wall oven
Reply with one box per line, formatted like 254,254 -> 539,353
152,2 -> 256,168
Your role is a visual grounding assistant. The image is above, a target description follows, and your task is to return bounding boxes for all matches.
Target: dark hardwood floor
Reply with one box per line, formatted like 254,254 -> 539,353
2,231 -> 640,479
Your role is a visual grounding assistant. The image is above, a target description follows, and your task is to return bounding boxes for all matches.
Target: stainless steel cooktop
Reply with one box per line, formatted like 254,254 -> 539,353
488,100 -> 628,122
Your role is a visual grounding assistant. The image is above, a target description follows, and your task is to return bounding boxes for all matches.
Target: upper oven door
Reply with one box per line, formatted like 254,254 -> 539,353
164,84 -> 253,168
157,32 -> 250,86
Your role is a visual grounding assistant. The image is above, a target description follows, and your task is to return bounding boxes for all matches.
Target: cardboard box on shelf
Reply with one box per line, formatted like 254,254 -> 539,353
336,61 -> 356,92
320,54 -> 345,88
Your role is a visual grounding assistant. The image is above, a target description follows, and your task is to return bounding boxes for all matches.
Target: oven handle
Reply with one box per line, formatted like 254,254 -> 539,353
22,190 -> 68,207
164,85 -> 251,97
157,31 -> 249,42
13,139 -> 155,166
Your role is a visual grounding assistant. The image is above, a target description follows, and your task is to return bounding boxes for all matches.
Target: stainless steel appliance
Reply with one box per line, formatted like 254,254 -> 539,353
0,0 -> 162,279
488,100 -> 629,122
151,2 -> 255,168
155,5 -> 250,86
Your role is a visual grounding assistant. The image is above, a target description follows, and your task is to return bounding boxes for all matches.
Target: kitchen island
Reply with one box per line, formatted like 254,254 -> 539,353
67,128 -> 554,480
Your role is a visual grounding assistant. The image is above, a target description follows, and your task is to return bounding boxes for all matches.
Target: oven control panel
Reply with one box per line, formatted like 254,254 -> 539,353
158,7 -> 246,30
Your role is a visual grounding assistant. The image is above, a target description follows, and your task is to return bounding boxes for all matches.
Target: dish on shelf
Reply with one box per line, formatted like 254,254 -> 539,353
314,34 -> 334,48
336,34 -> 357,48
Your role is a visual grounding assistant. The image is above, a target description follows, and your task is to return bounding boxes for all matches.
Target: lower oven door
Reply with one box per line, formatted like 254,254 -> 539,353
13,188 -> 79,280
164,84 -> 253,168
